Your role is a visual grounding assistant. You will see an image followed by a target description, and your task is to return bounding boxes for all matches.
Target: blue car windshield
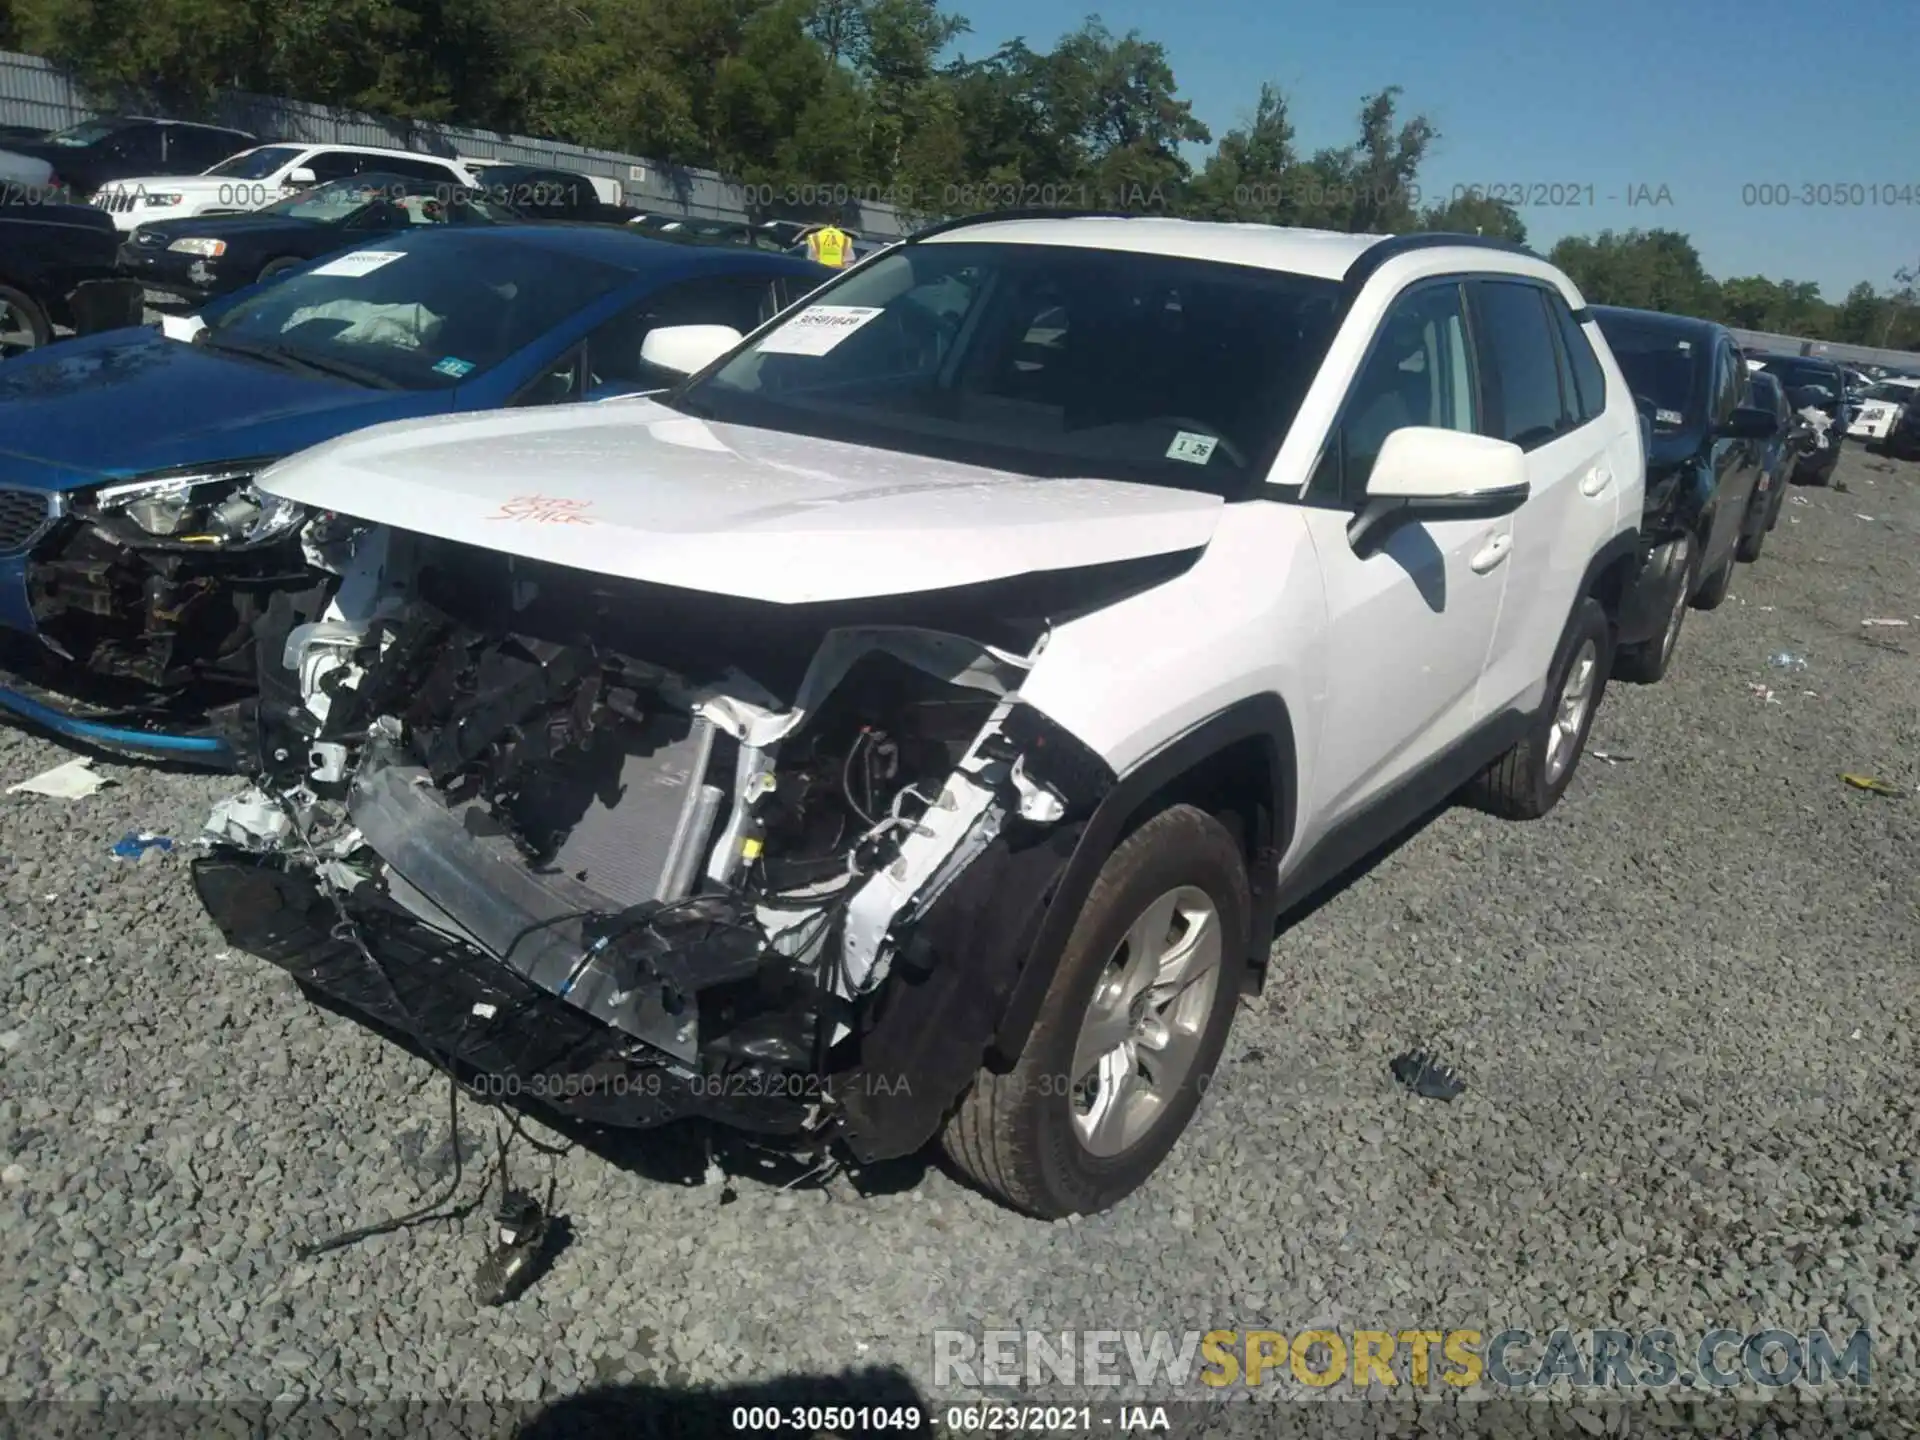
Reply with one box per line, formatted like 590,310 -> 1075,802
200,230 -> 631,391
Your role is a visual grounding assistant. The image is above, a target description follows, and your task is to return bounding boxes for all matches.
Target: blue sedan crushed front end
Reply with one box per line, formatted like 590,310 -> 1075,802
0,329 -> 448,763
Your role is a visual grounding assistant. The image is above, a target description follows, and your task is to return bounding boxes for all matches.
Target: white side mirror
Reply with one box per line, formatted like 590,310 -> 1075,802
1365,426 -> 1529,503
285,167 -> 317,188
640,323 -> 743,377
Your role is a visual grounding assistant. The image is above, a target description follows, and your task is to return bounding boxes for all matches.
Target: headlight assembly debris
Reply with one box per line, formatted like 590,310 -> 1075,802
86,470 -> 306,548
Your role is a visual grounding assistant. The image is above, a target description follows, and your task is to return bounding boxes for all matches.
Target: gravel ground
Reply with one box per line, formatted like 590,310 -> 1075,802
2,448 -> 1917,1430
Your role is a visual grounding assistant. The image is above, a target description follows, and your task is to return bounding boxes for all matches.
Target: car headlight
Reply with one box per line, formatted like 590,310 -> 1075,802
167,238 -> 227,256
84,468 -> 305,549
143,193 -> 184,208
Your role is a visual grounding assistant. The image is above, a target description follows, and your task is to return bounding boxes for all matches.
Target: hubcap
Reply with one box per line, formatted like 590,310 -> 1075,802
1069,885 -> 1222,1158
1544,638 -> 1599,785
0,300 -> 38,359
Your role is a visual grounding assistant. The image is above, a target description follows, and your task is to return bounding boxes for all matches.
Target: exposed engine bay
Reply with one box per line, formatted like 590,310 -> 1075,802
195,524 -> 1120,1156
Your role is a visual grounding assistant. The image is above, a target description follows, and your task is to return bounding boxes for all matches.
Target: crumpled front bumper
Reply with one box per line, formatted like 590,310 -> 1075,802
191,852 -> 817,1136
0,504 -> 328,763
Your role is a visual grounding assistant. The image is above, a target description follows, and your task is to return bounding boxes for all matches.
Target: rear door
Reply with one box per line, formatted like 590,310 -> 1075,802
1469,278 -> 1618,716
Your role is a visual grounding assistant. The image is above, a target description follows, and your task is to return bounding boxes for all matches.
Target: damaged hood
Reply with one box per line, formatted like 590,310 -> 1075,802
253,400 -> 1226,604
0,330 -> 448,485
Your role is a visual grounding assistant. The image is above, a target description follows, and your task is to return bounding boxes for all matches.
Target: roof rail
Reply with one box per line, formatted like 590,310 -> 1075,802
905,208 -> 1159,242
1341,231 -> 1540,289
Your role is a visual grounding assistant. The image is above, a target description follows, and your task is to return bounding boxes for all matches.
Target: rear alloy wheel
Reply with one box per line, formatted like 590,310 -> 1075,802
1613,538 -> 1695,685
940,804 -> 1250,1218
1466,596 -> 1612,820
0,284 -> 50,360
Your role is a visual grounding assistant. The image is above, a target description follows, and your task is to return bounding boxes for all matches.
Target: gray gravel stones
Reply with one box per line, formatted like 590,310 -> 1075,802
1,452 -> 1916,1428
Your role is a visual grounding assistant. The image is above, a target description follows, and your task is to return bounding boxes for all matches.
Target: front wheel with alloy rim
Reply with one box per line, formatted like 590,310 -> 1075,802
0,284 -> 50,360
1613,538 -> 1696,685
940,804 -> 1251,1218
1465,596 -> 1613,820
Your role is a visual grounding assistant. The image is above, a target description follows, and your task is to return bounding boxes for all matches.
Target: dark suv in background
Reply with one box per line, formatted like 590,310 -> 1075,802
0,117 -> 257,199
1749,352 -> 1850,485
1593,305 -> 1778,683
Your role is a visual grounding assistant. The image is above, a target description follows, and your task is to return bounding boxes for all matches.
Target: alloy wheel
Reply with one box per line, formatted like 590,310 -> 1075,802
1069,885 -> 1223,1158
1544,638 -> 1599,786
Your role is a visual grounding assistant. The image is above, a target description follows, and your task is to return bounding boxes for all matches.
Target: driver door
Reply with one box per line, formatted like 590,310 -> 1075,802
1298,278 -> 1512,828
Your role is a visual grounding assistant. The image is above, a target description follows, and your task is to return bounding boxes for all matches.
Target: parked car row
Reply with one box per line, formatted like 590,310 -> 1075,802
0,216 -> 1856,1222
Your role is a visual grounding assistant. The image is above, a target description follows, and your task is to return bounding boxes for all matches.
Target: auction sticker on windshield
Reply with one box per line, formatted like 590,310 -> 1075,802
756,305 -> 885,356
310,250 -> 406,279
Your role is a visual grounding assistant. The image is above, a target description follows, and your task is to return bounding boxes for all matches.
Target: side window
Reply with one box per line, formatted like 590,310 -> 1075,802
1316,280 -> 1478,500
517,345 -> 587,406
1550,298 -> 1607,424
106,126 -> 164,167
383,156 -> 464,187
1710,345 -> 1738,426
304,151 -> 368,184
584,276 -> 776,391
1473,280 -> 1568,450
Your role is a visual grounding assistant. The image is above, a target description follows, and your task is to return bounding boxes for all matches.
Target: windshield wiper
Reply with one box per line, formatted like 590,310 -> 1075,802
201,332 -> 403,390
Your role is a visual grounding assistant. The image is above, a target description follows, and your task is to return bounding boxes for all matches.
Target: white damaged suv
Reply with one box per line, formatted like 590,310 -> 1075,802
194,215 -> 1645,1218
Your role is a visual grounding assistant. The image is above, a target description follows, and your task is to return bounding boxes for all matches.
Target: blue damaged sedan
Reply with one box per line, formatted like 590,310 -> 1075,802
0,222 -> 829,763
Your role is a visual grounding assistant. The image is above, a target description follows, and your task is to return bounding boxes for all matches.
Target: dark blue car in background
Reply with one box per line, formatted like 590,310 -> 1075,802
0,223 -> 829,762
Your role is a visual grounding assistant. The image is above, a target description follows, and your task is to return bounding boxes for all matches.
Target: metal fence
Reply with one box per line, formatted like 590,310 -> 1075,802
0,48 -> 914,238
1727,326 -> 1918,371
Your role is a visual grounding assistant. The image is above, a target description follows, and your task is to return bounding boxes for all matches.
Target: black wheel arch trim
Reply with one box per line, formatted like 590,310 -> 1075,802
987,691 -> 1296,1065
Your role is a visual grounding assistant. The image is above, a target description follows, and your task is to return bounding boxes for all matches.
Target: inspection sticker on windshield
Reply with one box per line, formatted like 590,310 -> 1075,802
432,356 -> 476,378
309,249 -> 405,279
756,305 -> 885,356
1655,408 -> 1685,427
1167,430 -> 1220,465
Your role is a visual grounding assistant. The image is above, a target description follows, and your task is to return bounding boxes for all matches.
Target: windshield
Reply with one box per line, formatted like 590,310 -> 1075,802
201,229 -> 630,391
46,119 -> 128,148
1594,320 -> 1701,427
205,146 -> 303,179
671,240 -> 1342,492
1864,382 -> 1917,402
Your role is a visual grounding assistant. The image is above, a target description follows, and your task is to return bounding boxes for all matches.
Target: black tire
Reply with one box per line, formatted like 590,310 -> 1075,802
0,282 -> 51,360
1692,549 -> 1736,610
257,257 -> 304,284
1465,597 -> 1612,820
1735,518 -> 1767,564
940,804 -> 1251,1218
1613,537 -> 1695,685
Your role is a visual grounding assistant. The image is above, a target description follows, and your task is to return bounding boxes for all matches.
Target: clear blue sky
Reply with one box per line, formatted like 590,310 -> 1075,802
942,0 -> 1920,298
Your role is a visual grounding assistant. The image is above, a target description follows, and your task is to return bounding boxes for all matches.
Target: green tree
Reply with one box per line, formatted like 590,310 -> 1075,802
1548,228 -> 1716,316
1419,191 -> 1526,245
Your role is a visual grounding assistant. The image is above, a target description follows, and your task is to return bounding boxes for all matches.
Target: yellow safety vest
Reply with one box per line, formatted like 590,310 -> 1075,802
808,227 -> 851,268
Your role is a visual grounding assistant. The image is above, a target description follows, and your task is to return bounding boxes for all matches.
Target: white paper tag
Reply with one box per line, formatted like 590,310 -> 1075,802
1166,430 -> 1220,465
309,250 -> 405,279
1655,408 -> 1685,427
756,305 -> 885,356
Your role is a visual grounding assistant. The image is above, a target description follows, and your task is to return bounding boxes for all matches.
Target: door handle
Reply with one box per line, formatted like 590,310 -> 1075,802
1469,534 -> 1512,574
1579,466 -> 1612,497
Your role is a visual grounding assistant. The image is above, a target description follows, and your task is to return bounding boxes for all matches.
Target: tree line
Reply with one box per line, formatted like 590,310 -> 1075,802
3,0 -> 1913,351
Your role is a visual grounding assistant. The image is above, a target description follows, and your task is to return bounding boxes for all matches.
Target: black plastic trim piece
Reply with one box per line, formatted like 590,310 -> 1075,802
989,692 -> 1296,1062
1340,231 -> 1540,292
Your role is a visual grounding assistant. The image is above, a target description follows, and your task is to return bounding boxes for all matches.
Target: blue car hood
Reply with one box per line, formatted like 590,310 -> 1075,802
0,330 -> 440,488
